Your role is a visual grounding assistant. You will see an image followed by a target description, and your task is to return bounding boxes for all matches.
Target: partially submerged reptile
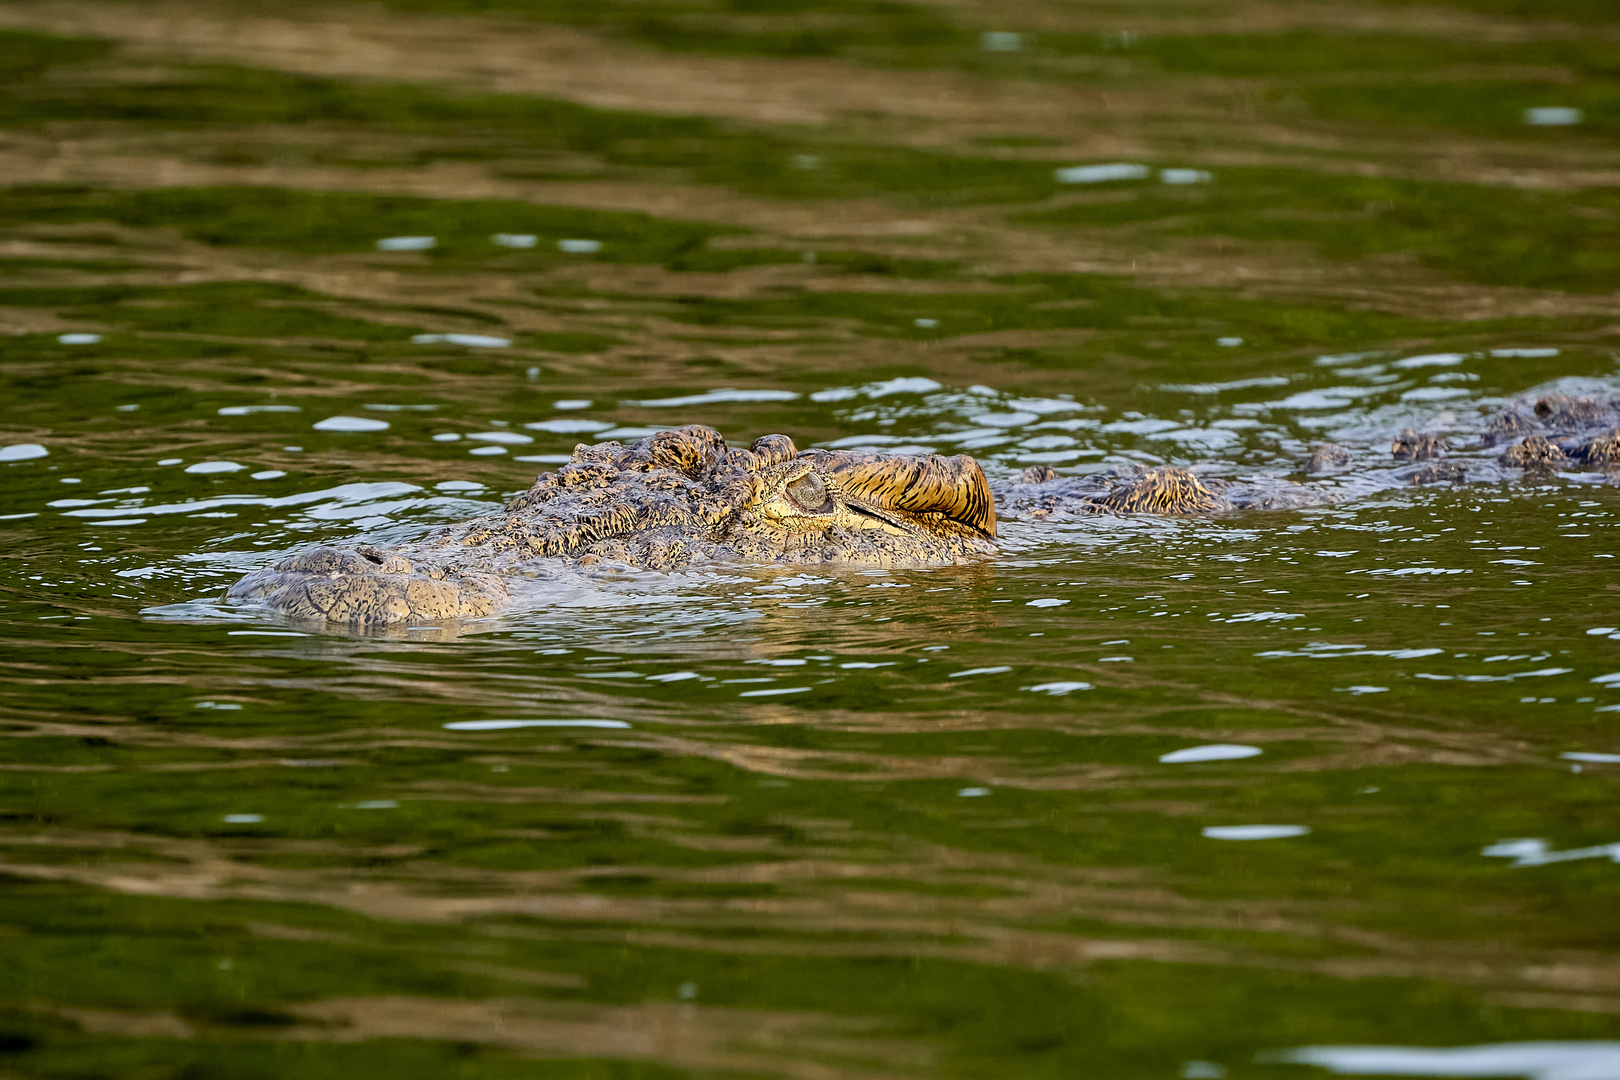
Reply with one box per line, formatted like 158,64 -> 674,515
227,391 -> 1619,627
229,426 -> 997,626
1001,390 -> 1619,517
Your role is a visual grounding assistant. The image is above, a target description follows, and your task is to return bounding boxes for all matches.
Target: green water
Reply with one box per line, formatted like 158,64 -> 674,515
2,2 -> 1619,1077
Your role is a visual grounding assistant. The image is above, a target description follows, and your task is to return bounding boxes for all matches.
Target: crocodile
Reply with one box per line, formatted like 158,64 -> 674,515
228,426 -> 998,627
999,390 -> 1619,519
226,391 -> 1619,628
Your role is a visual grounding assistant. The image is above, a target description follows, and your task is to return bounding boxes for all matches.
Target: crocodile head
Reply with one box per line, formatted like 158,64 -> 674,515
227,425 -> 997,627
492,426 -> 996,567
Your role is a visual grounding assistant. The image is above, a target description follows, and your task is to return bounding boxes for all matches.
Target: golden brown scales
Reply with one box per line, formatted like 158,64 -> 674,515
229,426 -> 997,628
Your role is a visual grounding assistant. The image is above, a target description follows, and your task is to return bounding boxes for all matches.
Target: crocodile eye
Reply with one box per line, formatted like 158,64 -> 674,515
785,471 -> 831,513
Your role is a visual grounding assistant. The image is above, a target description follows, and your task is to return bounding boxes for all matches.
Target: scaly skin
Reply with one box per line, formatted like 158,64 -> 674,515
1485,392 -> 1620,466
997,390 -> 1619,520
228,393 -> 1620,627
228,426 -> 996,627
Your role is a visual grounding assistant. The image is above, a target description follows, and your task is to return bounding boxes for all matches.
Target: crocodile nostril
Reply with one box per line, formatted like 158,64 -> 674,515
356,546 -> 385,565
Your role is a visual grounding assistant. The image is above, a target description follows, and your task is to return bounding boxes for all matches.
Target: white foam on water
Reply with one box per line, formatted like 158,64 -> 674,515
1402,387 -> 1471,402
868,378 -> 946,399
525,418 -> 612,434
1270,1041 -> 1620,1080
412,333 -> 510,348
596,427 -> 667,440
444,719 -> 631,731
0,444 -> 48,462
219,405 -> 300,415
1160,744 -> 1263,764
468,431 -> 533,444
1055,163 -> 1150,183
64,480 -> 420,521
1483,838 -> 1620,867
1164,377 -> 1290,395
1203,825 -> 1309,840
184,461 -> 244,474
314,416 -> 389,432
1023,682 -> 1092,695
1102,417 -> 1184,434
1525,107 -> 1583,126
1415,667 -> 1572,683
557,238 -> 602,253
627,389 -> 799,407
973,411 -> 1040,428
376,236 -> 435,251
1393,353 -> 1465,369
492,233 -> 537,247
57,333 -> 102,344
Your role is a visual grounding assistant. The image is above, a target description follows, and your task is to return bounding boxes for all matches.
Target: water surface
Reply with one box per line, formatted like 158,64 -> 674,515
2,2 -> 1619,1077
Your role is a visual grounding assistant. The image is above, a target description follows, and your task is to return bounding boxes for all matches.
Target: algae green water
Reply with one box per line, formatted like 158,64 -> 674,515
2,1 -> 1620,1076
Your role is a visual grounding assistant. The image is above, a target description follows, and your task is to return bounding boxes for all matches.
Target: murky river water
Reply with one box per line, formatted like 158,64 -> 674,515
2,1 -> 1619,1077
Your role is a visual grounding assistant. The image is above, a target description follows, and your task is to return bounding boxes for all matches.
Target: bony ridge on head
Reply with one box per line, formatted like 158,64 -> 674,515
817,450 -> 997,540
750,433 -> 798,467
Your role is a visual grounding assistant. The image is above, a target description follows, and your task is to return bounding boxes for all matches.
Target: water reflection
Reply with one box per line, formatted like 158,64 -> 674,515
1,0 -> 1619,1071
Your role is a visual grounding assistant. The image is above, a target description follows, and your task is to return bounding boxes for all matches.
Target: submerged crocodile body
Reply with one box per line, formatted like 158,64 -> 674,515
227,391 -> 1620,627
229,426 -> 997,626
1000,390 -> 1619,519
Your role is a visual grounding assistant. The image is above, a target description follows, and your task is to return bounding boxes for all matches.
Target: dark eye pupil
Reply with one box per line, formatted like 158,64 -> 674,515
786,473 -> 828,511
